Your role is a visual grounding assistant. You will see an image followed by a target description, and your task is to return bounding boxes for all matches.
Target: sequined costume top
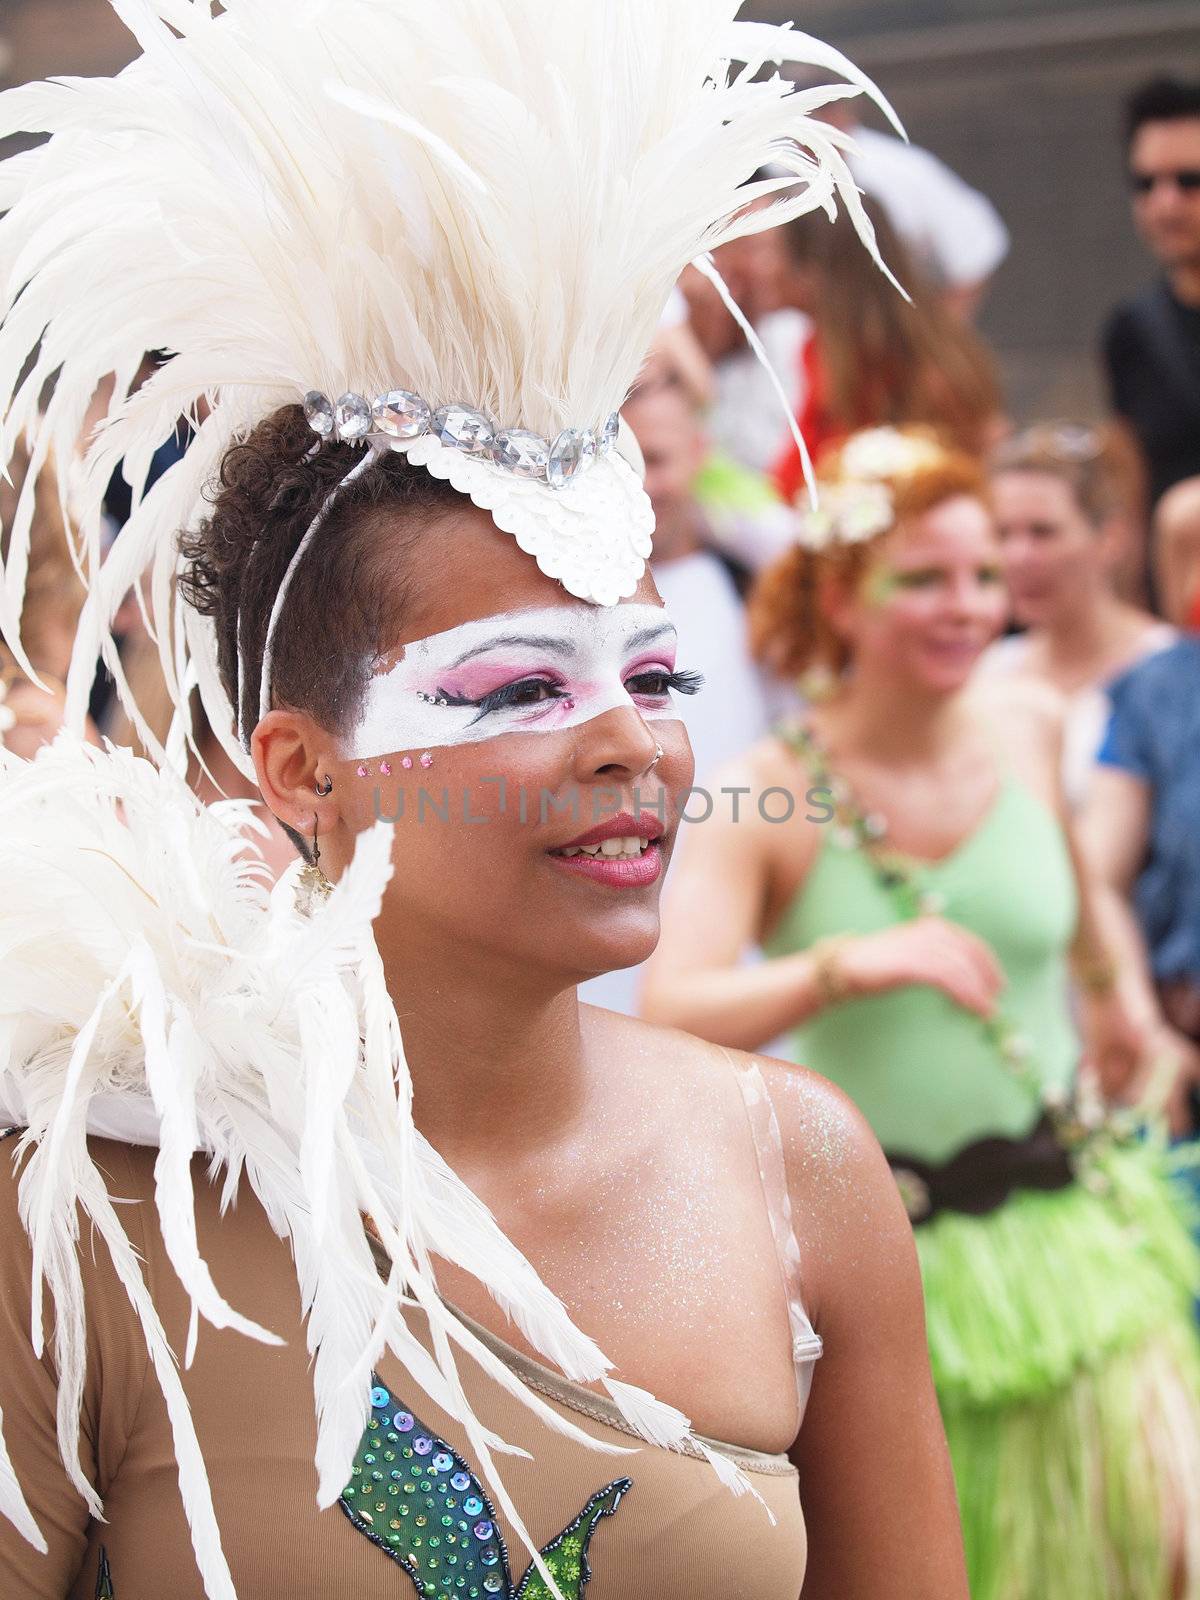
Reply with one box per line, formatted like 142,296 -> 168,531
0,1108 -> 812,1600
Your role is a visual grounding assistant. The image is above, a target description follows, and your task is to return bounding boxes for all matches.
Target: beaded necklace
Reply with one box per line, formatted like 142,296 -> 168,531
785,721 -> 1050,1103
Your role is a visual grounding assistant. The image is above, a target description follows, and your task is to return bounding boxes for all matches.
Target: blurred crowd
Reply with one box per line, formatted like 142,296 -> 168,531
3,72 -> 1200,1118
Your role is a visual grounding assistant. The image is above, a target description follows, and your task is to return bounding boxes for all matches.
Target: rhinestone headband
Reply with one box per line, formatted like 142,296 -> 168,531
303,389 -> 621,491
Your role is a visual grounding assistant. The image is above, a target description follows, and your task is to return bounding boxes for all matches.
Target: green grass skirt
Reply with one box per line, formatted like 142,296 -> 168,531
916,1139 -> 1200,1600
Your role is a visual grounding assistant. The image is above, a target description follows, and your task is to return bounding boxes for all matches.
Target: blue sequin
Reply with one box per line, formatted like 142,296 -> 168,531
473,1520 -> 493,1540
464,1496 -> 483,1517
432,1452 -> 453,1473
451,1471 -> 471,1491
413,1435 -> 434,1456
394,1411 -> 414,1432
370,1386 -> 391,1409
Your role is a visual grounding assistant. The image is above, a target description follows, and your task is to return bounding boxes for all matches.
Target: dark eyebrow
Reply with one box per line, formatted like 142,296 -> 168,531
624,622 -> 676,653
444,633 -> 576,669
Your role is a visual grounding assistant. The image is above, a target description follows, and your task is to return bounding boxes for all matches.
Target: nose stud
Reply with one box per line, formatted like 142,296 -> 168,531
649,742 -> 664,770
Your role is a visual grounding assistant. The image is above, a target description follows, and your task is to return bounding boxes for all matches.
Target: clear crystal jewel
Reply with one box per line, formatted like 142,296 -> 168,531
492,429 -> 550,480
547,427 -> 597,489
372,389 -> 431,439
335,392 -> 372,440
432,404 -> 494,454
303,391 -> 335,438
600,412 -> 620,453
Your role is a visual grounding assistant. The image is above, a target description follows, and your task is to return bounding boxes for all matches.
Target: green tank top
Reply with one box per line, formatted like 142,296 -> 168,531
764,771 -> 1079,1165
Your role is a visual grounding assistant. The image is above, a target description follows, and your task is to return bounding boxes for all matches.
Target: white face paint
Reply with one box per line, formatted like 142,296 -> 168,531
344,603 -> 691,760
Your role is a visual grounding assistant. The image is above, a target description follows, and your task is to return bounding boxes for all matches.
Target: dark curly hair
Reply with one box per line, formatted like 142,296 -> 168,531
179,404 -> 463,853
180,405 -> 464,739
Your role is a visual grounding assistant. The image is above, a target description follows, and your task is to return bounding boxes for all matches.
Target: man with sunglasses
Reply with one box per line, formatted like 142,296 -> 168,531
1103,76 -> 1200,561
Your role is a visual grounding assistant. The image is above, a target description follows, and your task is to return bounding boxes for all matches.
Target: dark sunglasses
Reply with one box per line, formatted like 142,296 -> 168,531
1130,169 -> 1200,196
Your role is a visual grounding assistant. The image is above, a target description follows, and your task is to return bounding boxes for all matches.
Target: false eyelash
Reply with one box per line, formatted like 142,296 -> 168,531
434,676 -> 568,725
628,667 -> 705,696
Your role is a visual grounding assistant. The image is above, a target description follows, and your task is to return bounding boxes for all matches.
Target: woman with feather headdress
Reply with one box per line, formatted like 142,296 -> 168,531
0,4 -> 966,1597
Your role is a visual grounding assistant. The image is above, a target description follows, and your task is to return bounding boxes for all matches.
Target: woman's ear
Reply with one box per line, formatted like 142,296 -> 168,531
252,708 -> 340,841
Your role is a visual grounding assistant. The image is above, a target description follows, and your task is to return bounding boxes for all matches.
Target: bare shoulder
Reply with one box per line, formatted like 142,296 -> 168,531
741,1050 -> 916,1325
968,672 -> 1066,789
969,669 -> 1066,734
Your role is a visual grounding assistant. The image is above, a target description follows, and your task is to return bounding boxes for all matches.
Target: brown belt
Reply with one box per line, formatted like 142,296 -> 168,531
887,1115 -> 1074,1226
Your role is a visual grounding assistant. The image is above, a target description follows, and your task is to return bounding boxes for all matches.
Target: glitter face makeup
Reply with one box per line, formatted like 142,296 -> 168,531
345,603 -> 698,761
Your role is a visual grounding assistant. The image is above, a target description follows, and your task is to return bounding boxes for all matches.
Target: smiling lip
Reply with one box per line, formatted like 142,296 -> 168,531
547,809 -> 666,890
556,810 -> 666,851
547,840 -> 663,889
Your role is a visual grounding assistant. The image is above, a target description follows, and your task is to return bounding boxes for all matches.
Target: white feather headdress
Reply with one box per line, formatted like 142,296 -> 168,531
0,0 -> 895,774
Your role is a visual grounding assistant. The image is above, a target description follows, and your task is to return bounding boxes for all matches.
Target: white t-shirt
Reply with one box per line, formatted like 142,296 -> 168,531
849,125 -> 1010,290
710,309 -> 811,476
580,550 -> 769,1017
980,624 -> 1177,809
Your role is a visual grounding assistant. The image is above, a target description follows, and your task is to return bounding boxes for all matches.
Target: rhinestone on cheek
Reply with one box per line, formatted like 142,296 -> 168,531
402,756 -> 414,770
356,764 -> 369,778
380,760 -> 392,777
420,752 -> 433,769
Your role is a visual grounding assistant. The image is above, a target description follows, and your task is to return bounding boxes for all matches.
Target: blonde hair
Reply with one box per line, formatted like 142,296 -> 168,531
748,433 -> 989,679
989,422 -> 1139,529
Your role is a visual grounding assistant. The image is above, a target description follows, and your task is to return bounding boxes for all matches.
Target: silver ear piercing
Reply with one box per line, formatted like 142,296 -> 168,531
315,773 -> 334,796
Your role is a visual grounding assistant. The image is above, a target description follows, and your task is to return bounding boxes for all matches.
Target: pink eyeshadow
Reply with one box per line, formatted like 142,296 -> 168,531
430,661 -> 567,701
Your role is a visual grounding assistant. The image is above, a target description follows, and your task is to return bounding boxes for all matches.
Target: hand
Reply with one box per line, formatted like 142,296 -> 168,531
1077,988 -> 1153,1102
1135,1025 -> 1200,1137
837,918 -> 1006,1019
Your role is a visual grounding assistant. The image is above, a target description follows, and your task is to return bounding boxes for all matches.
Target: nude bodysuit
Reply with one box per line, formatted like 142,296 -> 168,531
0,1068 -> 813,1600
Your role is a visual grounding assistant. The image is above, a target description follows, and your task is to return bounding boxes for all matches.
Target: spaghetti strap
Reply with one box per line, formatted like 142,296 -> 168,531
723,1050 -> 823,1416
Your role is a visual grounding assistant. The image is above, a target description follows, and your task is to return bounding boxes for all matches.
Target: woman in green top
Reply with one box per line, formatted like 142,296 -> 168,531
643,429 -> 1200,1600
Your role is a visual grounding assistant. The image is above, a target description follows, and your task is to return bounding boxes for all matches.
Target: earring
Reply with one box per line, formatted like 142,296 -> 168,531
315,773 -> 333,796
295,812 -> 333,916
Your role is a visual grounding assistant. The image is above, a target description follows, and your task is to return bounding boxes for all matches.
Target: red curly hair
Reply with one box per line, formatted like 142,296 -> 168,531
748,434 -> 990,680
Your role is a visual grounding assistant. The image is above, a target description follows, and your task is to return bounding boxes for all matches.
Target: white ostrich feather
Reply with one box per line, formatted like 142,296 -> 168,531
0,735 -> 742,1597
0,0 -> 894,769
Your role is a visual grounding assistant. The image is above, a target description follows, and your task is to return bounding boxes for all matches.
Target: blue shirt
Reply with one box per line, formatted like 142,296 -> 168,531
1098,637 -> 1200,983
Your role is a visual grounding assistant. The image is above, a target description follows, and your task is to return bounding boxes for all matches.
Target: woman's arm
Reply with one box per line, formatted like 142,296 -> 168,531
0,1136 -> 145,1597
641,748 -> 827,1051
762,1064 -> 969,1600
642,745 -> 1005,1049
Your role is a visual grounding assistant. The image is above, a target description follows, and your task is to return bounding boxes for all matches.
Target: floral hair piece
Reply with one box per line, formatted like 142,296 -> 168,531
796,429 -> 948,551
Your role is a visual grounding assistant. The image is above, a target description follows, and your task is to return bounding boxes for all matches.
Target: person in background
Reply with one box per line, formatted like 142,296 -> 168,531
795,77 -> 1009,321
1102,78 -> 1200,547
642,427 -> 1200,1600
1081,638 -> 1200,1136
580,379 -> 774,1017
771,200 -> 1004,501
679,206 -> 812,479
983,423 -> 1174,807
1154,475 -> 1200,627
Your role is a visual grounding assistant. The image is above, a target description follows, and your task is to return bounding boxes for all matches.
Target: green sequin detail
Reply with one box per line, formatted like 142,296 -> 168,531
340,1377 -> 630,1599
